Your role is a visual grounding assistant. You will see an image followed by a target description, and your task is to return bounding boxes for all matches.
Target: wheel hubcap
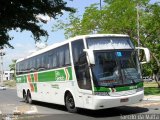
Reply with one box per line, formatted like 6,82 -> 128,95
68,97 -> 74,109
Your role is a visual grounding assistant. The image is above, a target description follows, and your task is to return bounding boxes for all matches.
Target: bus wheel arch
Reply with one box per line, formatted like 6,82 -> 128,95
64,90 -> 78,113
27,90 -> 32,104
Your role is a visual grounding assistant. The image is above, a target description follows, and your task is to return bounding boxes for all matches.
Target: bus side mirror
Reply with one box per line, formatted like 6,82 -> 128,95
83,49 -> 95,65
136,47 -> 150,64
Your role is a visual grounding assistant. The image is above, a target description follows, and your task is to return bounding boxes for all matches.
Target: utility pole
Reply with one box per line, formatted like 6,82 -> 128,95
137,2 -> 140,55
100,0 -> 102,10
0,46 -> 5,85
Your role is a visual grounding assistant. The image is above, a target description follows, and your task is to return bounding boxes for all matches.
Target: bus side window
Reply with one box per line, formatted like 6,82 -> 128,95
72,40 -> 84,64
19,62 -> 23,74
58,46 -> 65,67
42,53 -> 47,70
36,55 -> 41,71
52,51 -> 57,68
48,53 -> 53,69
64,44 -> 71,66
26,59 -> 29,73
16,63 -> 19,75
23,60 -> 26,74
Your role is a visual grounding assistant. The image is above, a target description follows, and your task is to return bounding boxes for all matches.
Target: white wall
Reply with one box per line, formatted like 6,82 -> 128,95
3,71 -> 14,80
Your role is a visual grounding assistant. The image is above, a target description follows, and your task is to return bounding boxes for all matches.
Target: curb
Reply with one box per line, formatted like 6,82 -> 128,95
143,96 -> 160,101
143,98 -> 160,101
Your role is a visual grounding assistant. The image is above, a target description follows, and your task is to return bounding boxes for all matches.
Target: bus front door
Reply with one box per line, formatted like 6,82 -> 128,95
74,53 -> 93,108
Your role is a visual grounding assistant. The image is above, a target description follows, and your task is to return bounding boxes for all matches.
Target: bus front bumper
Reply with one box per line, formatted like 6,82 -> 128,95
90,91 -> 144,110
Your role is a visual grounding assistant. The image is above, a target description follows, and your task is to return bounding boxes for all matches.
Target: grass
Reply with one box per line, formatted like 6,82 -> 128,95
144,82 -> 158,88
3,80 -> 16,88
144,81 -> 160,95
144,87 -> 160,95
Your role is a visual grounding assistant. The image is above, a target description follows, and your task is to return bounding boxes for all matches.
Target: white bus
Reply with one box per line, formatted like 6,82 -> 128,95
16,34 -> 150,112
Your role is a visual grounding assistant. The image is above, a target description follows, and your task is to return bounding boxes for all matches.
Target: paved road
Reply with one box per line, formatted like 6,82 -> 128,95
0,89 -> 160,120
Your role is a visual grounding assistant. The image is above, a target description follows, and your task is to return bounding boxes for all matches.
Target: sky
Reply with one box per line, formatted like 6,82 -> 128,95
3,0 -> 158,70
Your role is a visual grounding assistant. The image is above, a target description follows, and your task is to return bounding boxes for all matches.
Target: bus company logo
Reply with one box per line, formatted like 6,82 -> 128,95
55,71 -> 65,81
55,71 -> 60,77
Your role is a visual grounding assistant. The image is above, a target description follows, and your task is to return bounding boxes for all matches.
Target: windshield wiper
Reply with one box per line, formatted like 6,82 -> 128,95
131,79 -> 136,85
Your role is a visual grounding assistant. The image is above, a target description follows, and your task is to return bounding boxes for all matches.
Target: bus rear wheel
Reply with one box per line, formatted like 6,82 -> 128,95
23,91 -> 27,103
65,92 -> 78,113
27,91 -> 32,104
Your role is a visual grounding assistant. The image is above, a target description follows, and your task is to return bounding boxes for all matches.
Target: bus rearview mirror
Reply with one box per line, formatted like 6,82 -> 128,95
136,47 -> 150,64
83,49 -> 95,65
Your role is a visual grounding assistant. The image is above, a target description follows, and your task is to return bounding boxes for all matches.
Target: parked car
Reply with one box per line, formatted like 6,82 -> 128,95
143,76 -> 152,82
0,85 -> 7,90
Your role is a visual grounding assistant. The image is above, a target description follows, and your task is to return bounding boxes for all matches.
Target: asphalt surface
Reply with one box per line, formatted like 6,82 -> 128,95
0,89 -> 160,120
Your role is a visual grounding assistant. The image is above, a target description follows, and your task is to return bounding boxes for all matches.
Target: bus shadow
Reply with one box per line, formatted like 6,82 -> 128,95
77,106 -> 149,118
30,101 -> 67,112
28,100 -> 149,118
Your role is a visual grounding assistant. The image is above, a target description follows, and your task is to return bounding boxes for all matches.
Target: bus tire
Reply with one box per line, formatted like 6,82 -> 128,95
65,92 -> 78,113
23,90 -> 27,103
27,91 -> 32,104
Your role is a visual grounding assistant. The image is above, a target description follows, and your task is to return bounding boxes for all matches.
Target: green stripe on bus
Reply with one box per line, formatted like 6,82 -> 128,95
33,83 -> 37,92
94,82 -> 143,92
115,82 -> 143,92
67,67 -> 72,80
31,74 -> 34,82
137,82 -> 143,88
94,87 -> 111,92
24,76 -> 27,83
16,75 -> 27,83
38,71 -> 55,82
16,67 -> 73,83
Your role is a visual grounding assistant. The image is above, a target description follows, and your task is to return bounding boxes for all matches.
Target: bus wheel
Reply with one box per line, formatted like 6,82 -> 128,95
23,91 -> 27,103
27,91 -> 32,104
65,92 -> 77,113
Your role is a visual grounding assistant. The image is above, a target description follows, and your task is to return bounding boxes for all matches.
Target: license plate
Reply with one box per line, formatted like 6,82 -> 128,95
120,98 -> 129,102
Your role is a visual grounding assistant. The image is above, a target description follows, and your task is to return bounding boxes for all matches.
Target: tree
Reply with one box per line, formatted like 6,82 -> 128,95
52,0 -> 160,87
0,0 -> 75,48
53,12 -> 82,39
9,59 -> 16,71
141,3 -> 160,87
9,59 -> 17,80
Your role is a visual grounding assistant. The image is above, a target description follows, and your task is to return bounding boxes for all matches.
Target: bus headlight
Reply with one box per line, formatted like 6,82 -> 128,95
94,92 -> 110,96
136,87 -> 144,92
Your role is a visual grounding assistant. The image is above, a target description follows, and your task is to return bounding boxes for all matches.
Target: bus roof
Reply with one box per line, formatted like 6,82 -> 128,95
16,34 -> 129,63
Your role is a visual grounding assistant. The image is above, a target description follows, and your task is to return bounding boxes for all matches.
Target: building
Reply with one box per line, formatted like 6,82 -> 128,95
3,70 -> 14,80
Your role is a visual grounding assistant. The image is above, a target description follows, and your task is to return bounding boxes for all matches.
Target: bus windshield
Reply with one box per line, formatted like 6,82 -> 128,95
92,50 -> 141,87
